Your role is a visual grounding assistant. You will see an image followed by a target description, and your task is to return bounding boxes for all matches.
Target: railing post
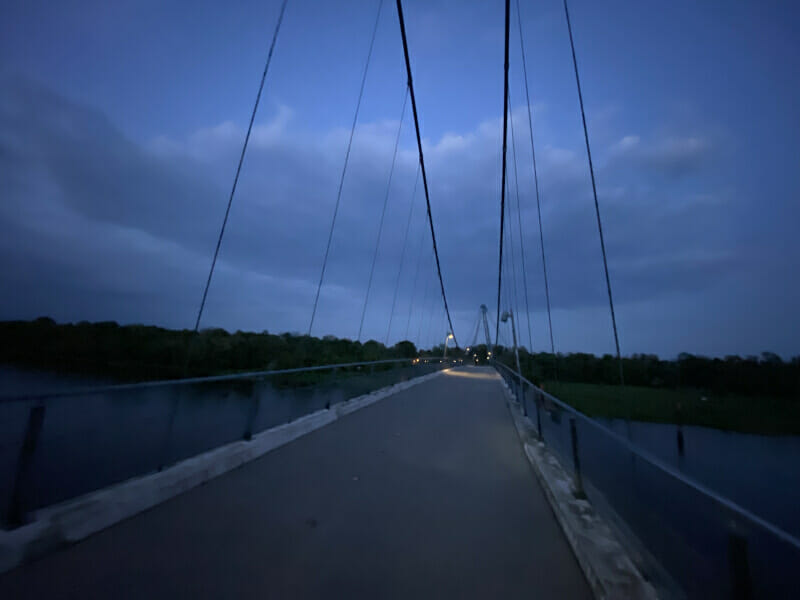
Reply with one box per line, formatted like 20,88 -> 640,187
242,380 -> 261,441
676,401 -> 685,458
7,403 -> 46,526
158,389 -> 182,471
520,379 -> 528,417
325,367 -> 339,410
569,417 -> 585,498
728,531 -> 753,600
536,389 -> 543,440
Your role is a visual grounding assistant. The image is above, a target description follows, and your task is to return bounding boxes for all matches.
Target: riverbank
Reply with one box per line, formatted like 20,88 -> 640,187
545,381 -> 800,436
0,318 -> 426,384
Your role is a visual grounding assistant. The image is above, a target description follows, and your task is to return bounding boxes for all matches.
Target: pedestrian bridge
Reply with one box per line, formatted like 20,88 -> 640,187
2,367 -> 595,598
0,363 -> 798,598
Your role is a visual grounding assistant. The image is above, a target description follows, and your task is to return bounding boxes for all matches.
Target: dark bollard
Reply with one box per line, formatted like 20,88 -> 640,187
158,390 -> 182,471
675,402 -> 685,458
728,531 -> 753,600
242,381 -> 261,441
326,367 -> 339,410
535,391 -> 543,440
569,417 -> 585,498
7,403 -> 46,526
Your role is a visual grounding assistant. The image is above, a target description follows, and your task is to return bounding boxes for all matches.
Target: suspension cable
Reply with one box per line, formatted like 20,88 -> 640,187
435,304 -> 446,350
308,0 -> 384,336
357,85 -> 409,341
494,0 -> 511,350
516,0 -> 557,377
422,297 -> 436,349
194,0 -> 289,333
563,0 -> 624,385
386,164 -> 420,344
404,224 -> 429,340
503,201 -> 521,352
421,270 -> 439,349
507,89 -> 532,351
504,168 -> 521,331
502,197 -> 520,353
415,255 -> 434,347
499,258 -> 512,349
396,0 -> 459,347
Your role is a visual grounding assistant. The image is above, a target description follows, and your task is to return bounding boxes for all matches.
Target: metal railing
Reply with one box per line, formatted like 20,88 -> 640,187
494,361 -> 800,599
1,357 -> 461,528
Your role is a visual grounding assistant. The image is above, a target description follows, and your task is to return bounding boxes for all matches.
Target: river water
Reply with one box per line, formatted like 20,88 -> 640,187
525,391 -> 800,597
602,417 -> 800,537
0,363 -> 440,522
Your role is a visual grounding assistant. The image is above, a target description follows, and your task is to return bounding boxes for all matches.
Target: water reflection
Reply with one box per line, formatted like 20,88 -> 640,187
0,362 -> 445,523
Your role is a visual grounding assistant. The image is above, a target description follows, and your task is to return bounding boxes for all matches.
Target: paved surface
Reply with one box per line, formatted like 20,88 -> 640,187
0,367 -> 591,599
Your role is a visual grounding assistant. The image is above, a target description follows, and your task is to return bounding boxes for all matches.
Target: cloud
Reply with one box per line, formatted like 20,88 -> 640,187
609,134 -> 640,153
2,74 -> 793,356
607,133 -> 711,177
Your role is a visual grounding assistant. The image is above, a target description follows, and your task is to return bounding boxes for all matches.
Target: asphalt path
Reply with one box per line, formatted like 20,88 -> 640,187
0,367 -> 591,599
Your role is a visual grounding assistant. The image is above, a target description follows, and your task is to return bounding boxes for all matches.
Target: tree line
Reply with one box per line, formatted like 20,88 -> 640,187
2,318 -> 797,400
491,346 -> 799,400
0,318 -> 424,382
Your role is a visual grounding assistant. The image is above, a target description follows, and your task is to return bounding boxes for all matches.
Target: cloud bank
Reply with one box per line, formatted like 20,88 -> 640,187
1,75 -> 797,357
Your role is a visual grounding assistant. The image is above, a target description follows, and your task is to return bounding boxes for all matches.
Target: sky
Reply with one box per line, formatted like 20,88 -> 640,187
1,0 -> 798,358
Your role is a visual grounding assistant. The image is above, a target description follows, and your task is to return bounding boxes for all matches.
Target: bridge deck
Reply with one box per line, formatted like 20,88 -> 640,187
0,367 -> 591,599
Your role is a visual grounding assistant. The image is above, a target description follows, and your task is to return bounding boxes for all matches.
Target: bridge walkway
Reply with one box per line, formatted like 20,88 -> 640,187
0,367 -> 591,599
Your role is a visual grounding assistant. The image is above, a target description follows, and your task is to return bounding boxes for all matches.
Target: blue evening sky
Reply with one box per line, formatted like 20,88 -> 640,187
1,0 -> 798,358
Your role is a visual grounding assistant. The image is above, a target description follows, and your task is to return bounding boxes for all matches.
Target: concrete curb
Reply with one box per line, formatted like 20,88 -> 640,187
0,368 -> 450,574
499,378 -> 659,600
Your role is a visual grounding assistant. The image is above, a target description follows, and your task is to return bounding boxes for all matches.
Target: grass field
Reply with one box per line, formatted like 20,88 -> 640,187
543,381 -> 800,435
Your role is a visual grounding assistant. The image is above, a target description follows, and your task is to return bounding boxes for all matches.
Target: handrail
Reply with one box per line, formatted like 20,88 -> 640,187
493,361 -> 800,551
1,357 -> 458,403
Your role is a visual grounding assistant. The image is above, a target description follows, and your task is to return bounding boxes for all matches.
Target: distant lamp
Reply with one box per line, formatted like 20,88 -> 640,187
443,331 -> 454,359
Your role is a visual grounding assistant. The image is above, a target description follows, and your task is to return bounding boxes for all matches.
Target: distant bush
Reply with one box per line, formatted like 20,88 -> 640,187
0,319 -> 429,382
499,347 -> 800,400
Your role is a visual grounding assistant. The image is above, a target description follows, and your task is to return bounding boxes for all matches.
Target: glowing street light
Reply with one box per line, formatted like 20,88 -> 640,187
443,331 -> 454,359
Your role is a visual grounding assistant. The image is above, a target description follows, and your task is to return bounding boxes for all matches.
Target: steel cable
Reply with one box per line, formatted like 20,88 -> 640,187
308,0 -> 385,336
563,0 -> 624,385
386,165 -> 420,344
357,86 -> 409,341
494,0 -> 511,351
396,0 -> 459,347
194,0 -> 289,334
